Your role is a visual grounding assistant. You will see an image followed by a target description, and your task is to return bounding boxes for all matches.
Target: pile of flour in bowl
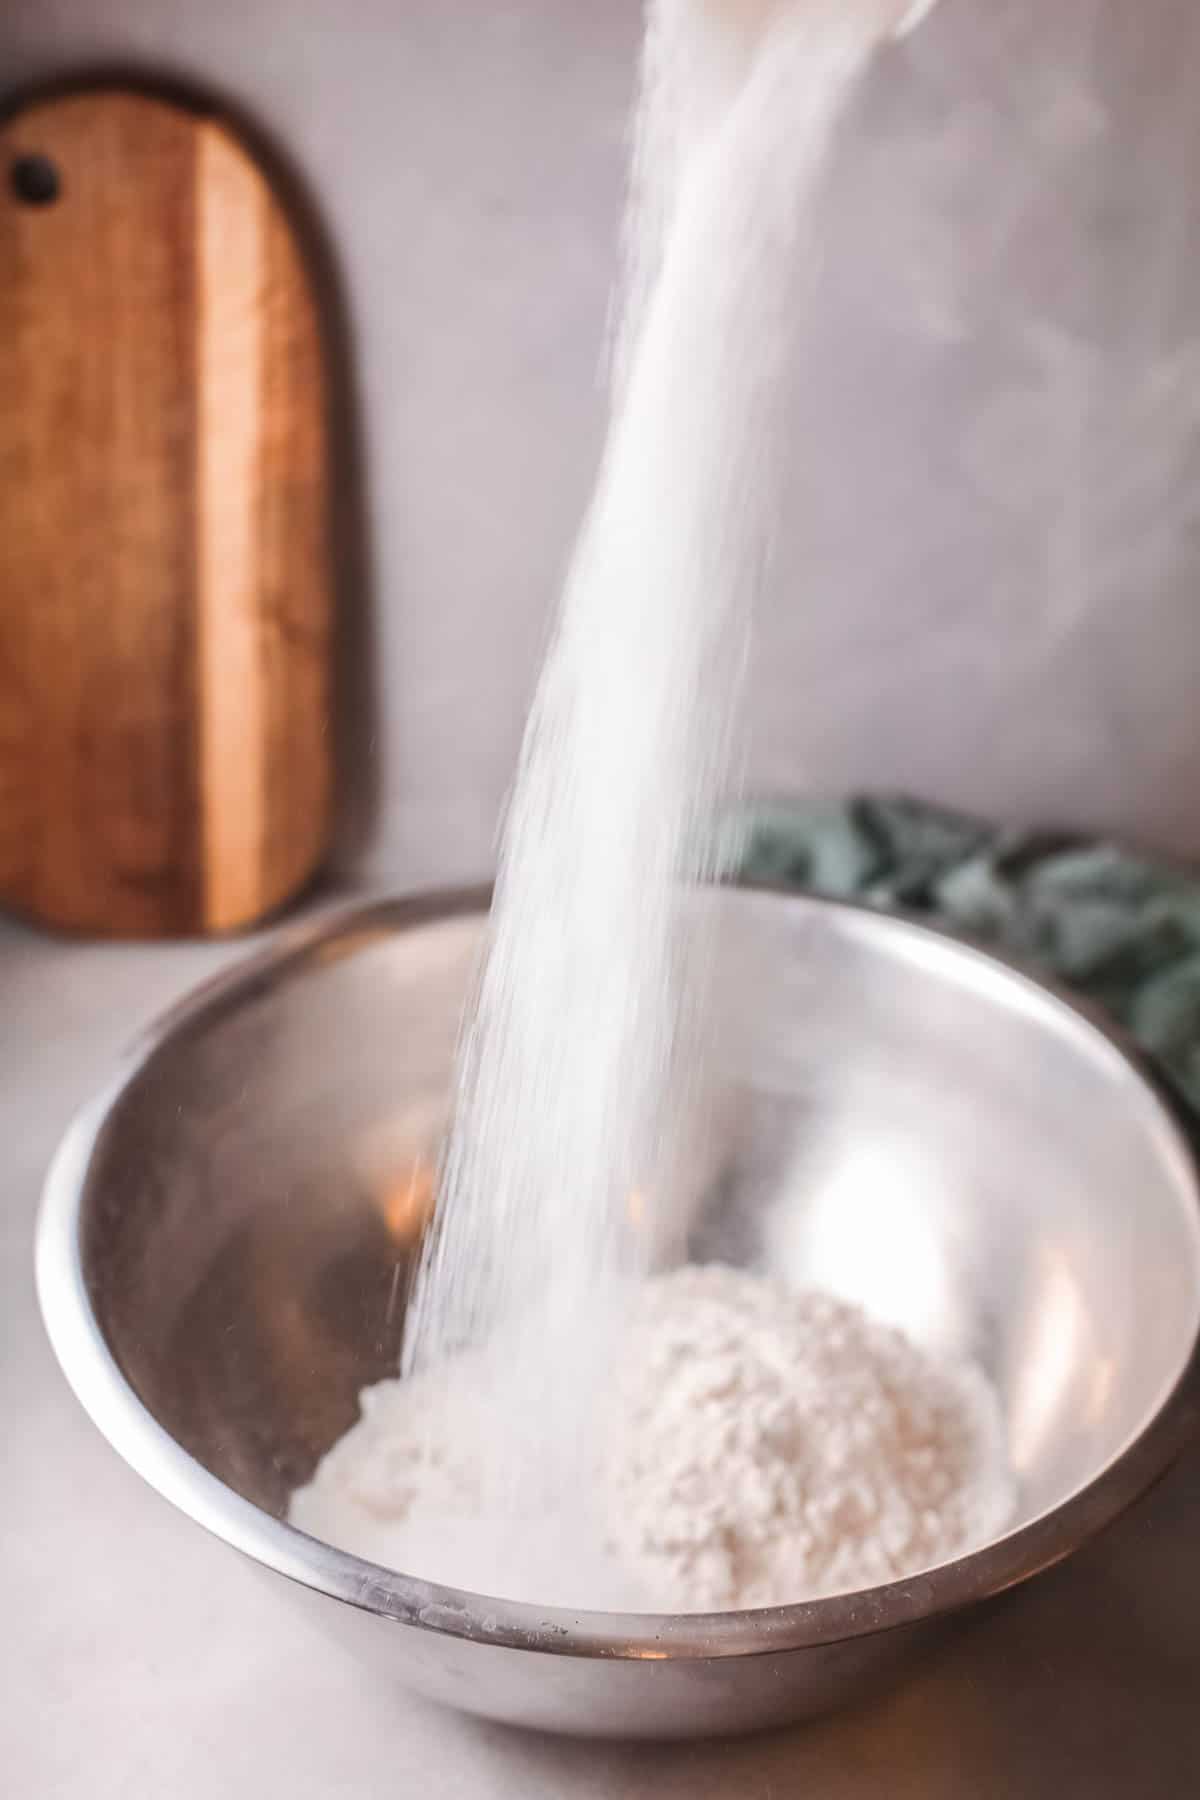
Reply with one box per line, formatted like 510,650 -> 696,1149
290,1264 -> 1014,1611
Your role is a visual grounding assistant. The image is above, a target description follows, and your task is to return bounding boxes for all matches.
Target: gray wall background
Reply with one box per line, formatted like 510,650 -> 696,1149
5,0 -> 1200,885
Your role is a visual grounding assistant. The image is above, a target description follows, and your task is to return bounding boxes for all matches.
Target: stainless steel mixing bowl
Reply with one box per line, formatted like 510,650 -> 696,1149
36,887 -> 1200,1739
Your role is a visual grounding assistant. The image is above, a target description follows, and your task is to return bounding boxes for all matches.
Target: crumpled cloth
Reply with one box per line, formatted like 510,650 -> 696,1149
731,795 -> 1200,1113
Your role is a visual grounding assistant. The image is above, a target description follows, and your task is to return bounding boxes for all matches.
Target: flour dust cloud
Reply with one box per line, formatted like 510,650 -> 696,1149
402,0 -> 908,1500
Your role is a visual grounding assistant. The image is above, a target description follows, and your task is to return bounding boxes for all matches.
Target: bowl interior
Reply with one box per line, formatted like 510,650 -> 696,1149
80,890 -> 1200,1556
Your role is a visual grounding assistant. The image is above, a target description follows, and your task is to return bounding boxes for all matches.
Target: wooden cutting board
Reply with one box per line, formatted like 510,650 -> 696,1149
0,87 -> 334,937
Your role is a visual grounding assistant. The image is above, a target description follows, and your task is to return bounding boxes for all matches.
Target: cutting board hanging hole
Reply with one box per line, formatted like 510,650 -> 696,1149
10,153 -> 61,206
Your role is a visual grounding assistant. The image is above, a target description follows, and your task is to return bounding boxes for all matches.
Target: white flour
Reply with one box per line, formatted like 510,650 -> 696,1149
291,1265 -> 1014,1611
401,0 -> 919,1511
322,0 -> 997,1609
605,1264 -> 1013,1608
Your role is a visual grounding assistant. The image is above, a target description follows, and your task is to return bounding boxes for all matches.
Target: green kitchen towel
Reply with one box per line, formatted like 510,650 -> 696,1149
732,795 -> 1200,1114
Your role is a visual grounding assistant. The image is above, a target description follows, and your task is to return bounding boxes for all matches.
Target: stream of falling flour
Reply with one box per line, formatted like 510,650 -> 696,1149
401,1 -> 921,1509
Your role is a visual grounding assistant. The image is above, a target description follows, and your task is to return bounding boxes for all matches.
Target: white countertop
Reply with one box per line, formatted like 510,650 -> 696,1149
5,901 -> 1199,1798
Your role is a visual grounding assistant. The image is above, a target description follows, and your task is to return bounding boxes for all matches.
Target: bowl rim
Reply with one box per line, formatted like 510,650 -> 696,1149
35,883 -> 1200,1662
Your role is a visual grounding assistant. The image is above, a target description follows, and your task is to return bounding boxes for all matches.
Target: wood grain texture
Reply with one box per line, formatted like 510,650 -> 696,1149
0,89 -> 333,936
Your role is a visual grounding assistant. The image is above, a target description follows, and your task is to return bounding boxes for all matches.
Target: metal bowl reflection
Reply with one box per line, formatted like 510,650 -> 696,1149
36,887 -> 1200,1738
